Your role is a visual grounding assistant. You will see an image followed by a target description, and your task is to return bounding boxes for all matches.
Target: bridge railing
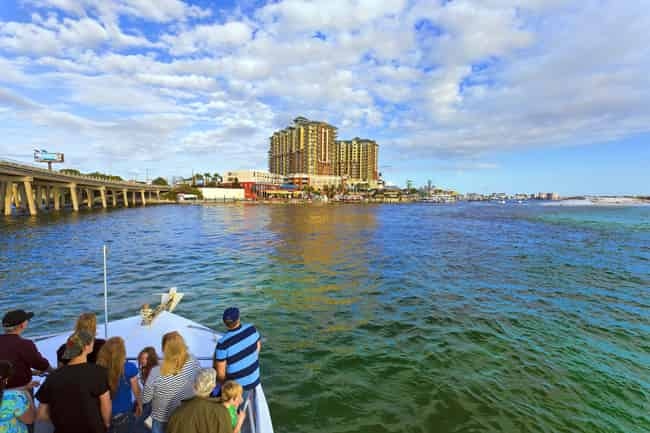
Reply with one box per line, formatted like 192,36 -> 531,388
0,158 -> 168,190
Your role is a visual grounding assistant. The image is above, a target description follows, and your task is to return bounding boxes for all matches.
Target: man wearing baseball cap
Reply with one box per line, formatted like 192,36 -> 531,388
213,307 -> 262,407
0,309 -> 51,389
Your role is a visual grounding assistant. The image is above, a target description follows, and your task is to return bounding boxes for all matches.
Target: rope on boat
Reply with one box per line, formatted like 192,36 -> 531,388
139,287 -> 184,326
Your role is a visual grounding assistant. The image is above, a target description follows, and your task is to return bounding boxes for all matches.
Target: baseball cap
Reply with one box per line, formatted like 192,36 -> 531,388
62,330 -> 94,360
222,307 -> 240,322
2,310 -> 34,327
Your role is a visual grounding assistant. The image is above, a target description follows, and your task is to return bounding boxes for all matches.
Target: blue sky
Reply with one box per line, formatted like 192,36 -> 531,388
0,0 -> 648,195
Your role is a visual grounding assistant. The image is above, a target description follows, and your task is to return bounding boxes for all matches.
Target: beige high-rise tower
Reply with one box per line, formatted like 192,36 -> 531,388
268,117 -> 337,176
335,137 -> 379,183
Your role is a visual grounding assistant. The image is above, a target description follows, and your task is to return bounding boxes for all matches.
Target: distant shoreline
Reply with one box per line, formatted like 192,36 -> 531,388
546,197 -> 650,206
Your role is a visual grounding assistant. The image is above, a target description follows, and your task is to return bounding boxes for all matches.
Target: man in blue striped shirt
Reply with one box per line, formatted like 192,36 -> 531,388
214,307 -> 261,398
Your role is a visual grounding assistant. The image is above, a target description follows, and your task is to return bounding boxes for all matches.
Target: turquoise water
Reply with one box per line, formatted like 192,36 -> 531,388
1,203 -> 649,433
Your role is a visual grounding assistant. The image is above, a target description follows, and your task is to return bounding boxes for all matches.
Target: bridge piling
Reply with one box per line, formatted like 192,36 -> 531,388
85,188 -> 92,209
23,181 -> 37,216
53,188 -> 61,211
0,182 -> 5,214
122,189 -> 129,208
140,190 -> 146,206
4,182 -> 13,216
69,184 -> 79,211
100,188 -> 107,208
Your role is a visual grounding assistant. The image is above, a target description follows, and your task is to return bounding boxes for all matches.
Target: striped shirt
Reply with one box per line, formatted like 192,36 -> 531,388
215,323 -> 261,390
142,356 -> 200,422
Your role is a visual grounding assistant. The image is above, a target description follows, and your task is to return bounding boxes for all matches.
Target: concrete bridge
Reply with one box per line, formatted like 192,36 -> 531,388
0,159 -> 171,216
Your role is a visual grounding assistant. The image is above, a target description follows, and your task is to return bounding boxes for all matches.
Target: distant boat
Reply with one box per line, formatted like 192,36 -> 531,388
32,288 -> 274,433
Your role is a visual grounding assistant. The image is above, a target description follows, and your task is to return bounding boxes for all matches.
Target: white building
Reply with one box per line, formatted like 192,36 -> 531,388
226,170 -> 284,185
199,188 -> 245,200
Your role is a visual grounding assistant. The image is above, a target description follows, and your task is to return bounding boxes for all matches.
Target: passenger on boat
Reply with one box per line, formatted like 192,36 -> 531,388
219,381 -> 247,433
0,310 -> 52,390
133,347 -> 159,433
137,347 -> 159,386
213,308 -> 261,409
56,313 -> 106,367
36,330 -> 111,433
142,332 -> 200,433
0,360 -> 36,433
97,337 -> 142,433
166,368 -> 234,433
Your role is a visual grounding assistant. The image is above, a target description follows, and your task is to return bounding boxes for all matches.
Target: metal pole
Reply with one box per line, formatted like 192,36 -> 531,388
103,245 -> 108,338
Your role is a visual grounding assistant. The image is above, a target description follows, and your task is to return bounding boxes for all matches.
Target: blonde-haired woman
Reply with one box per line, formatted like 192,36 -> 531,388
143,332 -> 200,433
56,313 -> 105,366
97,337 -> 142,433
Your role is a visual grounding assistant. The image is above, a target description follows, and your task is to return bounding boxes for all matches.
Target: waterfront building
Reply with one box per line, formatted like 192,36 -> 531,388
269,117 -> 379,190
285,173 -> 342,190
334,137 -> 379,187
269,117 -> 337,177
224,170 -> 284,199
199,188 -> 245,201
536,192 -> 560,200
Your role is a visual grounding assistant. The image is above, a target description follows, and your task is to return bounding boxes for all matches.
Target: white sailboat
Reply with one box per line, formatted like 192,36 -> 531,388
32,288 -> 274,433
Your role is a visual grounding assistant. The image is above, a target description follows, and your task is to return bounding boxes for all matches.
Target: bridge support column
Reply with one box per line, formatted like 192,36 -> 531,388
12,184 -> 20,209
85,189 -> 93,208
157,191 -> 160,201
140,190 -> 146,206
53,188 -> 61,211
69,184 -> 79,211
111,190 -> 117,207
4,182 -> 13,216
100,188 -> 107,209
23,181 -> 37,216
0,182 -> 5,214
35,186 -> 42,209
45,186 -> 51,209
122,189 -> 129,208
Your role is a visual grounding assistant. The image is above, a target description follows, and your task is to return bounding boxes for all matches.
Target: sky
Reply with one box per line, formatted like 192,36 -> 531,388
0,0 -> 648,195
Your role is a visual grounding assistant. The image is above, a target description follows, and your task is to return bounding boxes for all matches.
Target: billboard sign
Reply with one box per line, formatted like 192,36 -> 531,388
34,150 -> 64,163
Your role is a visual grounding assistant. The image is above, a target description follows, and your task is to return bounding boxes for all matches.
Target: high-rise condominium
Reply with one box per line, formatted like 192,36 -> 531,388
269,117 -> 379,184
268,116 -> 337,176
335,138 -> 379,183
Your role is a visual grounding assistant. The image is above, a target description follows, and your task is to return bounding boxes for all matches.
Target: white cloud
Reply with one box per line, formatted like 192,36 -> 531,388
135,73 -> 218,91
163,21 -> 253,55
258,0 -> 407,33
29,0 -> 211,22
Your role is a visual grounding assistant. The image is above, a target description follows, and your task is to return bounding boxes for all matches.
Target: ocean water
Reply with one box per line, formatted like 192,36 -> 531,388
1,203 -> 649,433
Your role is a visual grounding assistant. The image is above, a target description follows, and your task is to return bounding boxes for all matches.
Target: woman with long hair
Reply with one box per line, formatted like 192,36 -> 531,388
97,337 -> 142,433
143,332 -> 200,433
56,313 -> 106,366
133,347 -> 159,433
0,360 -> 35,433
137,347 -> 159,386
